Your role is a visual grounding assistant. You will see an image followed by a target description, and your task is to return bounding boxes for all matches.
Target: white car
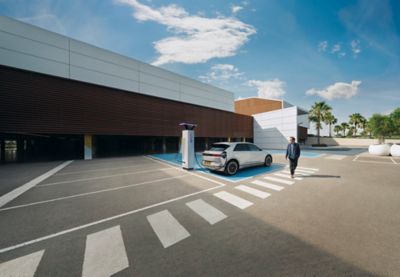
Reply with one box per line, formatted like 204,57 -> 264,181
202,142 -> 273,175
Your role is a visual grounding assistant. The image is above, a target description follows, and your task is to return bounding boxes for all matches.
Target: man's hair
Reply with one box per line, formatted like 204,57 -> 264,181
290,136 -> 295,141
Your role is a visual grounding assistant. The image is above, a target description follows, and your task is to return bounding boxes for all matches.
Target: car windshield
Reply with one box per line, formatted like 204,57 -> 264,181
209,144 -> 230,152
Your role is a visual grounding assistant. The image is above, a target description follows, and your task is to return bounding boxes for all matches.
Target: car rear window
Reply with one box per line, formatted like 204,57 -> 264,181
209,144 -> 230,151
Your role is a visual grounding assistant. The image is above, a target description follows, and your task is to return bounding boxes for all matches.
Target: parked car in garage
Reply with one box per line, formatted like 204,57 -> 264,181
202,142 -> 273,175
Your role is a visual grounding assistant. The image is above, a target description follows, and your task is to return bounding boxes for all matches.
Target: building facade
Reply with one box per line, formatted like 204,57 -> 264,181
235,97 -> 308,149
0,16 -> 252,162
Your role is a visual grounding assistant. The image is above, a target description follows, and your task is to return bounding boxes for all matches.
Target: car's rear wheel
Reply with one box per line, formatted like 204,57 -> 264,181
264,155 -> 272,167
225,160 -> 239,175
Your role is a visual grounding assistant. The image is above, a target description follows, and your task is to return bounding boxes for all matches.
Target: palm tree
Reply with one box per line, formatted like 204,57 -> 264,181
334,125 -> 342,137
341,122 -> 349,137
324,112 -> 337,137
349,113 -> 365,137
309,101 -> 332,145
359,117 -> 368,135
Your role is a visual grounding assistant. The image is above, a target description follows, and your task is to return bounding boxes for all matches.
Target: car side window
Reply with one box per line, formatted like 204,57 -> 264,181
248,144 -> 261,151
234,144 -> 249,151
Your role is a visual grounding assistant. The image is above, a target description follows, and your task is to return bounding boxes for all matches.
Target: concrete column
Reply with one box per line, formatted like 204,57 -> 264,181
205,138 -> 209,150
0,139 -> 5,163
242,137 -> 246,142
228,137 -> 231,142
84,134 -> 93,160
162,137 -> 167,153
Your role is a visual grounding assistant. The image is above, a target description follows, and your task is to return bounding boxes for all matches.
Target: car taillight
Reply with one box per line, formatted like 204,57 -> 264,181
221,151 -> 227,159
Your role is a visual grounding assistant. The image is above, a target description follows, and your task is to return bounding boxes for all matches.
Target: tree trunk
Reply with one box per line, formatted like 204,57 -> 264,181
329,124 -> 332,137
317,127 -> 320,145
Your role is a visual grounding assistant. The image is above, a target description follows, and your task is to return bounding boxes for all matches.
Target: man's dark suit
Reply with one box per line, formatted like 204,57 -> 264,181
286,142 -> 301,175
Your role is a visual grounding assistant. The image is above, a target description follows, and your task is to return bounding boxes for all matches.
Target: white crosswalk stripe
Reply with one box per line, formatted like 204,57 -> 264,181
186,199 -> 227,225
235,185 -> 271,199
263,176 -> 294,185
281,170 -> 310,176
147,210 -> 190,248
214,191 -> 253,209
82,225 -> 129,277
274,173 -> 303,180
0,250 -> 44,277
296,166 -> 319,171
251,180 -> 285,191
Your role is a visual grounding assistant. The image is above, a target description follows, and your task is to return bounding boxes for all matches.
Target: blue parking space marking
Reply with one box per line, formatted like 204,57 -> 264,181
266,150 -> 322,158
150,153 -> 285,183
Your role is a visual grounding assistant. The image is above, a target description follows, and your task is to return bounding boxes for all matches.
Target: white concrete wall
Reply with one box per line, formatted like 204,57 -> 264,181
0,16 -> 234,112
253,106 -> 298,149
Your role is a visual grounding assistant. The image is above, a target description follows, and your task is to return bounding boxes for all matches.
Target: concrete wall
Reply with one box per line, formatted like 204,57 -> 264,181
253,106 -> 298,149
306,137 -> 400,146
0,16 -> 234,112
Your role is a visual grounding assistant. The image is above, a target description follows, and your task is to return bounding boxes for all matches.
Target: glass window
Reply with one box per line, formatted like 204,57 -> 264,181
209,144 -> 230,151
234,143 -> 249,151
248,144 -> 261,151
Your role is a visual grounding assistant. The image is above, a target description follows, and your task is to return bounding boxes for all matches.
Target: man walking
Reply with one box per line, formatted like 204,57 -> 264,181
285,137 -> 301,178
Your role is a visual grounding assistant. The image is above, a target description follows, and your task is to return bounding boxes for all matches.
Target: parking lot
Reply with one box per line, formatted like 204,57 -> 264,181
0,150 -> 399,276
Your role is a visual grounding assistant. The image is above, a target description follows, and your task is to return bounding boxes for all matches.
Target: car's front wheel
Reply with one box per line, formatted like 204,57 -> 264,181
225,160 -> 239,175
264,155 -> 272,167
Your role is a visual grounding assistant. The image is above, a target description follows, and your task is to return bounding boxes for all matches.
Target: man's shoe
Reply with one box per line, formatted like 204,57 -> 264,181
291,174 -> 294,178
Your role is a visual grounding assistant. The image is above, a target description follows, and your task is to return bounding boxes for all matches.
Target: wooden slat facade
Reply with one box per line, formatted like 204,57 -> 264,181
0,65 -> 253,138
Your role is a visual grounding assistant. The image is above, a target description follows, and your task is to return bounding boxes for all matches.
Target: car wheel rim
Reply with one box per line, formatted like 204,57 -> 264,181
228,163 -> 237,174
265,157 -> 272,166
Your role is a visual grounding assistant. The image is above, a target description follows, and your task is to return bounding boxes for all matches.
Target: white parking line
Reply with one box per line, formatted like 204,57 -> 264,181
0,176 -> 224,254
263,176 -> 294,185
274,173 -> 303,181
0,161 -> 73,208
147,210 -> 190,248
390,157 -> 397,164
251,180 -> 284,191
0,175 -> 188,212
0,250 -> 44,277
186,199 -> 227,225
325,155 -> 347,160
235,185 -> 271,199
56,164 -> 156,176
38,167 -> 176,187
214,191 -> 253,209
82,226 -> 129,277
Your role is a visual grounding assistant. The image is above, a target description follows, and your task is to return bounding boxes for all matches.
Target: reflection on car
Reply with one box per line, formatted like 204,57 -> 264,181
202,142 -> 273,175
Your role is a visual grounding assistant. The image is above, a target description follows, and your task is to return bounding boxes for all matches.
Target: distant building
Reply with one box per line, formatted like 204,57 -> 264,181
0,16 -> 252,162
235,97 -> 309,149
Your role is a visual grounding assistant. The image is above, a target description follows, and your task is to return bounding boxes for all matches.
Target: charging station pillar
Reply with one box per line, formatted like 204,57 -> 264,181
182,130 -> 195,169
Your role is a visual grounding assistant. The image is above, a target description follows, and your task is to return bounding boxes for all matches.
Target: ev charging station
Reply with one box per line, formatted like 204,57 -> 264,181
179,123 -> 197,170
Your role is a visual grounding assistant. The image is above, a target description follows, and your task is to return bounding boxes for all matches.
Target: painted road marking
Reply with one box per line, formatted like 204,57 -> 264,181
0,175 -> 188,212
296,166 -> 319,171
325,155 -> 346,160
274,173 -> 303,180
56,164 -> 159,176
0,180 -> 223,254
251,180 -> 284,191
147,210 -> 190,248
263,176 -> 294,185
214,191 -> 253,209
281,170 -> 310,176
0,250 -> 44,277
186,199 -> 227,225
235,185 -> 271,199
82,225 -> 129,277
38,167 -> 177,187
293,168 -> 315,174
0,161 -> 73,208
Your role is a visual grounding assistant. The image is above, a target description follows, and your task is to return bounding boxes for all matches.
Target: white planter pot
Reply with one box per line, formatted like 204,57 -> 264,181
368,144 -> 391,156
390,144 -> 400,157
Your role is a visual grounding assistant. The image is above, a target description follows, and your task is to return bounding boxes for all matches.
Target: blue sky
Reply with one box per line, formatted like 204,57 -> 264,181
1,0 -> 399,134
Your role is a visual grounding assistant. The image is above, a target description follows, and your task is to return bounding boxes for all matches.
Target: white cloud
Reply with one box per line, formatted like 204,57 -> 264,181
231,5 -> 243,14
318,41 -> 328,52
331,43 -> 341,53
117,0 -> 256,65
351,40 -> 361,56
199,64 -> 244,83
247,79 -> 286,99
306,80 -> 361,100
